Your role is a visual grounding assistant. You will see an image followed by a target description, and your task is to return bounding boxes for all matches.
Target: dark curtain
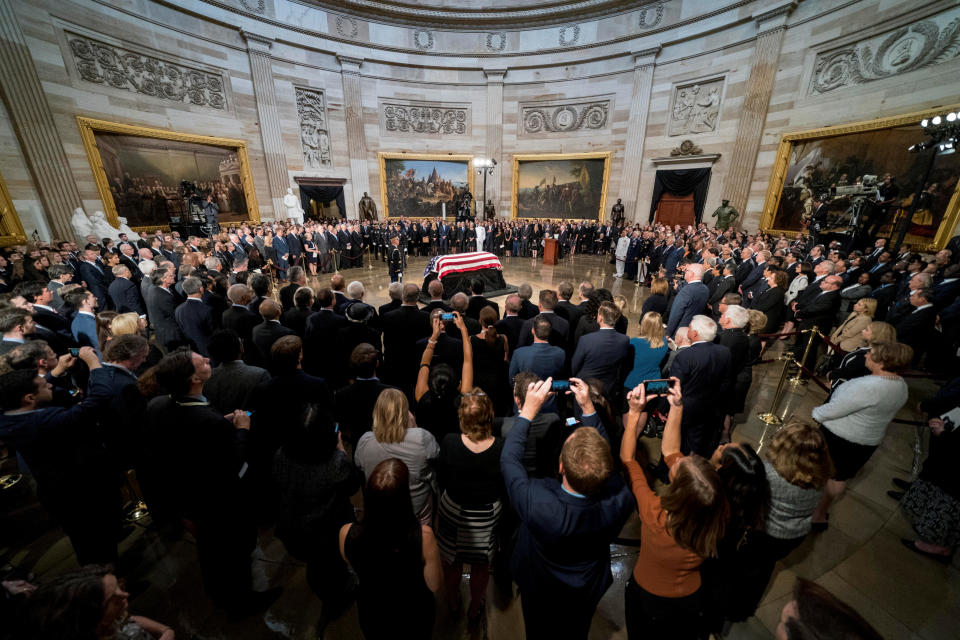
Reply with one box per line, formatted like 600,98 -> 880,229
299,186 -> 346,219
647,168 -> 712,224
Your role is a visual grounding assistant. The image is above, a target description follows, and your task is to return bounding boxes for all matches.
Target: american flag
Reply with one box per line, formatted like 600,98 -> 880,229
427,252 -> 503,280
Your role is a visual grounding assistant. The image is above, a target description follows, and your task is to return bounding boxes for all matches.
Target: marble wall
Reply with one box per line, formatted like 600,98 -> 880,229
0,0 -> 957,238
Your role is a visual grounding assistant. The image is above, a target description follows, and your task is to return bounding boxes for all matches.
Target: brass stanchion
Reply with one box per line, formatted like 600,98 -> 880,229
757,355 -> 792,425
788,326 -> 818,386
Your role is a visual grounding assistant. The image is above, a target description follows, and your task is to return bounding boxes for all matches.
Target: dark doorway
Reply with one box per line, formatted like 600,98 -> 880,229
294,177 -> 347,220
648,168 -> 712,225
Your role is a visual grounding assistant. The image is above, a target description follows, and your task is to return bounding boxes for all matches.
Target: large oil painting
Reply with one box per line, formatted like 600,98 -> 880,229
760,108 -> 960,250
77,117 -> 260,230
512,153 -> 611,221
378,153 -> 473,218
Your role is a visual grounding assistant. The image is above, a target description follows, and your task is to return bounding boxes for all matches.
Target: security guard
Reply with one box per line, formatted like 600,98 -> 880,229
388,234 -> 403,283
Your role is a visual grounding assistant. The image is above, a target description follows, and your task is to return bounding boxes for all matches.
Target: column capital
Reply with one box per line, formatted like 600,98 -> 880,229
483,67 -> 507,83
337,55 -> 364,74
753,0 -> 796,35
632,45 -> 661,68
241,30 -> 274,53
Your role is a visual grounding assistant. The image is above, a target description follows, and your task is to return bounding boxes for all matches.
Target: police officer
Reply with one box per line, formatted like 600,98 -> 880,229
388,234 -> 403,283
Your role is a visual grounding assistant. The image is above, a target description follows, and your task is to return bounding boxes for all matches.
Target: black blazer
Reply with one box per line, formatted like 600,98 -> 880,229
518,299 -> 539,320
334,379 -> 395,447
175,299 -> 216,357
895,306 -> 937,360
495,315 -> 525,358
796,290 -> 840,331
556,300 -> 583,332
466,295 -> 500,320
146,286 -> 185,349
78,260 -> 110,310
222,305 -> 263,366
108,277 -> 144,315
670,341 -> 732,456
302,309 -> 349,380
517,312 -> 570,350
381,305 -> 432,380
280,307 -> 312,336
252,320 -> 295,364
752,286 -> 785,334
571,328 -> 630,393
716,328 -> 751,375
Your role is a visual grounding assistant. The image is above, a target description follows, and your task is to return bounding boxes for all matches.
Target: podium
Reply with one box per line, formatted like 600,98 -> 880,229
543,238 -> 558,265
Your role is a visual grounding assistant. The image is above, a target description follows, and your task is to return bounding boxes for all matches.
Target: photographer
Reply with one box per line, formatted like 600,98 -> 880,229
203,194 -> 220,236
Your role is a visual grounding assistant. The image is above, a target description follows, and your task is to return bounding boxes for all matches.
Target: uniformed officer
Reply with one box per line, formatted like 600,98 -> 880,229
388,234 -> 403,283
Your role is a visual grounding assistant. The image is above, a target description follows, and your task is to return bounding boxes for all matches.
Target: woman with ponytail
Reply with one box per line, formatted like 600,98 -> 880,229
470,306 -> 509,414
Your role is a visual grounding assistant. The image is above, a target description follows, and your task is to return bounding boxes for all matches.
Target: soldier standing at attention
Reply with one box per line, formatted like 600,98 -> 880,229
388,235 -> 403,283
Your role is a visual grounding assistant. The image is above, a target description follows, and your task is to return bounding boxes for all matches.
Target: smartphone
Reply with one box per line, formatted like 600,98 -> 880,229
334,423 -> 340,433
69,348 -> 80,357
643,379 -> 674,395
244,411 -> 253,417
551,380 -> 570,392
441,312 -> 455,321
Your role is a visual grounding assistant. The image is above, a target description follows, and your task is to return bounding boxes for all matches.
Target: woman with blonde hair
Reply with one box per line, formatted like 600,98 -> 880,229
355,388 -> 440,525
827,320 -> 896,391
829,297 -> 877,354
642,277 -> 669,316
111,312 -> 163,373
436,389 -> 503,623
622,311 -> 668,421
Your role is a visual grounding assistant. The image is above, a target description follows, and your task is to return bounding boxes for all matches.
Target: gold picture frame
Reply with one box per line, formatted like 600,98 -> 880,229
377,152 -> 475,219
76,117 -> 261,232
0,170 -> 27,248
511,152 -> 612,222
759,106 -> 960,251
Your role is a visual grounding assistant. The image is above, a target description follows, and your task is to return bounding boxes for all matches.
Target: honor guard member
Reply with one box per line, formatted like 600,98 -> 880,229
388,235 -> 403,283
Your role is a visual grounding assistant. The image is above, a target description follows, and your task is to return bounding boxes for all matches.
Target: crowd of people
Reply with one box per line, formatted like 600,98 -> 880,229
1,217 -> 959,639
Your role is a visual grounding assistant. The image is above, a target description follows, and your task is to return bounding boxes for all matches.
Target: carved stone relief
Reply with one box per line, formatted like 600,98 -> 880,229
670,140 -> 703,156
238,0 -> 266,14
413,29 -> 435,50
335,15 -> 359,38
379,101 -> 470,137
66,32 -> 227,110
668,77 -> 724,136
295,87 -> 332,168
520,99 -> 610,135
638,1 -> 667,29
809,7 -> 960,95
486,32 -> 506,52
559,24 -> 580,46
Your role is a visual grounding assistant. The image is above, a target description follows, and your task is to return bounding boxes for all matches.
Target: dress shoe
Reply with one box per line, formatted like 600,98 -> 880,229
892,478 -> 914,491
887,490 -> 904,501
901,538 -> 952,564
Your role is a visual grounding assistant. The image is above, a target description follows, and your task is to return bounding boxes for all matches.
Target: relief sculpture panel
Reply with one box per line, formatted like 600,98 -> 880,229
379,101 -> 470,138
520,99 -> 611,136
295,87 -> 332,168
668,78 -> 723,136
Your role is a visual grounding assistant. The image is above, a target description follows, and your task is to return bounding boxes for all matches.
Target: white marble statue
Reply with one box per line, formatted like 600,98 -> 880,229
89,210 -> 122,242
283,187 -> 305,224
71,207 -> 94,240
116,216 -> 137,239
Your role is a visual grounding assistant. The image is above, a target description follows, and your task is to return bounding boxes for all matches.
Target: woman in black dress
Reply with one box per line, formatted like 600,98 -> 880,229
642,277 -> 670,316
751,268 -> 787,339
302,231 -> 319,276
470,307 -> 509,415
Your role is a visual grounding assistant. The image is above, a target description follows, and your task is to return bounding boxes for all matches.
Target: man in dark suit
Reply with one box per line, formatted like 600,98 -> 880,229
421,280 -> 452,315
175,276 -> 216,357
203,330 -> 271,412
334,343 -> 395,448
734,247 -> 755,286
465,278 -> 500,320
501,377 -> 634,640
509,315 -> 565,385
516,289 -> 570,349
223,283 -> 264,367
279,266 -> 306,311
378,282 -> 404,317
107,265 -> 145,315
895,288 -> 937,363
17,281 -> 71,340
741,251 -> 771,305
870,271 -> 898,320
495,294 -> 525,359
571,302 -> 630,396
932,264 -> 960,310
381,284 -> 431,389
794,274 -> 842,370
497,372 -> 564,478
516,283 -> 540,320
666,264 -> 709,338
78,247 -> 110,311
556,281 -> 583,331
447,293 -> 481,337
252,299 -> 294,367
670,315 -> 732,457
146,267 -> 185,351
707,263 -> 737,318
866,251 -> 893,287
303,288 -> 348,380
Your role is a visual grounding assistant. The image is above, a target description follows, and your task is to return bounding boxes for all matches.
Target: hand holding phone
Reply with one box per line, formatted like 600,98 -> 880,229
551,380 -> 570,392
642,379 -> 674,395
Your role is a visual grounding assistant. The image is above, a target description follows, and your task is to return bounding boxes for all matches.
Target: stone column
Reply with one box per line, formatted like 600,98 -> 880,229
0,0 -> 82,240
338,55 -> 368,219
483,67 -> 506,216
242,31 -> 289,220
620,46 -> 660,223
723,1 -> 796,216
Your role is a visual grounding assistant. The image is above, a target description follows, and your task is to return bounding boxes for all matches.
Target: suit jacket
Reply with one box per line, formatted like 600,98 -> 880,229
796,290 -> 841,332
740,261 -> 767,293
421,300 -> 452,315
381,305 -> 431,381
830,313 -> 872,353
518,299 -> 539,321
671,341 -> 732,456
501,413 -> 634,604
32,305 -> 72,337
751,285 -> 785,334
71,312 -> 99,356
933,279 -> 960,310
837,283 -> 872,320
571,328 -> 630,393
466,295 -> 500,320
716,328 -> 750,376
734,258 -> 755,285
280,307 -> 312,336
866,262 -> 893,287
108,277 -> 145,315
517,311 -> 570,350
252,320 -> 295,364
175,298 -> 216,356
495,315 -> 525,358
895,306 -> 937,360
222,304 -> 263,366
203,360 -> 271,413
509,342 -> 565,384
378,299 -> 403,316
665,281 -> 709,338
279,282 -> 300,311
302,309 -> 349,379
334,378 -> 395,447
871,283 -> 897,320
78,260 -> 110,310
556,300 -> 583,333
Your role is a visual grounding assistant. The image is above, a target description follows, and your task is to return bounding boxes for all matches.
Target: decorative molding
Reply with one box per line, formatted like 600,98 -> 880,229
809,8 -> 960,95
559,24 -> 581,47
486,32 -> 507,52
669,140 -> 703,156
237,0 -> 265,14
668,76 -> 724,136
379,100 -> 470,137
520,98 -> 611,136
413,29 -> 435,51
337,55 -> 363,73
241,30 -> 274,54
651,152 -> 721,167
295,87 -> 331,168
335,15 -> 359,38
65,32 -> 227,110
638,1 -> 666,29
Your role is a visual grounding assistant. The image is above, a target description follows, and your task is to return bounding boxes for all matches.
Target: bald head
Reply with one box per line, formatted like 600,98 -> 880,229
259,298 -> 282,320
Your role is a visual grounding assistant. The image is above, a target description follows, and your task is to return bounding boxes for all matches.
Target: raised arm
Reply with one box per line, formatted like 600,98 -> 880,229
454,311 -> 474,392
415,317 -> 443,402
660,378 -> 684,459
500,378 -> 552,520
620,383 -> 648,464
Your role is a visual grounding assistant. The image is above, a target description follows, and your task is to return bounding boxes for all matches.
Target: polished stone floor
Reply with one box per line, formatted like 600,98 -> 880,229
2,253 -> 958,639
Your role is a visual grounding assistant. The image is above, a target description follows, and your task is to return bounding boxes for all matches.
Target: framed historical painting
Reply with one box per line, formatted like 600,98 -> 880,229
759,106 -> 960,251
511,152 -> 611,221
76,117 -> 261,231
0,170 -> 27,248
377,153 -> 474,218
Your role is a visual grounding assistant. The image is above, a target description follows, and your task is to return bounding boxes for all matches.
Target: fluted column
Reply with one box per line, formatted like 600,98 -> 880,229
621,46 -> 660,223
0,0 -> 82,240
242,31 -> 288,219
338,55 -> 368,219
724,1 -> 796,217
483,67 -> 506,215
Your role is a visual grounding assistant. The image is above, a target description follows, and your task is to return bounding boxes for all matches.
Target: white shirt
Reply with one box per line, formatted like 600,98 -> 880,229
615,236 -> 630,258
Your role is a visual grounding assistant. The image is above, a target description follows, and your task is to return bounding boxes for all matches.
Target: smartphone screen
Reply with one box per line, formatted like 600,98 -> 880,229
643,379 -> 674,395
551,380 -> 570,392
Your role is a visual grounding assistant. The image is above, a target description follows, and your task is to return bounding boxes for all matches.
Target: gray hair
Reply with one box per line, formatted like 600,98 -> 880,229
111,264 -> 130,278
722,304 -> 750,329
688,314 -> 718,342
388,281 -> 403,301
139,259 -> 157,276
450,292 -> 468,312
204,257 -> 221,271
182,276 -> 204,296
346,280 -> 365,299
518,283 -> 533,300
